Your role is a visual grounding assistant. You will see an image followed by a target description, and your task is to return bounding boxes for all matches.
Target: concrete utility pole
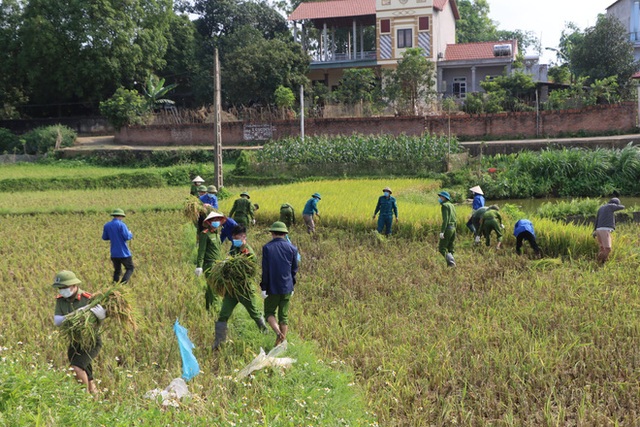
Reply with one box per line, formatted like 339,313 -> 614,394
300,85 -> 305,141
213,48 -> 223,189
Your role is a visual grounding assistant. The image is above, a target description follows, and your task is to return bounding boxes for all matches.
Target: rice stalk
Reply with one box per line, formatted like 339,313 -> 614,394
206,255 -> 258,298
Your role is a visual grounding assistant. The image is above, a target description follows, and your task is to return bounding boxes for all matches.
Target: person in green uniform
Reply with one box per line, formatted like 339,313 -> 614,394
470,205 -> 499,244
229,192 -> 255,227
213,225 -> 267,350
480,206 -> 505,249
190,176 -> 205,196
52,270 -> 106,394
195,210 -> 226,310
438,191 -> 457,267
372,186 -> 398,236
279,203 -> 296,228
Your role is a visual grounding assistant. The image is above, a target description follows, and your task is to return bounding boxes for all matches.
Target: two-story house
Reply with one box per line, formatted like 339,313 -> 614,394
607,0 -> 640,61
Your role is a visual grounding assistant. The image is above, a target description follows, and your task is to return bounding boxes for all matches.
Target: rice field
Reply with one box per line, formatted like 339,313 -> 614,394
2,175 -> 639,425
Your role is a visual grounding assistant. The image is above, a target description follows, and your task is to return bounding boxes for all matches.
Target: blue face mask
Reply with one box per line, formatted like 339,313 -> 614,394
211,221 -> 221,228
438,198 -> 444,204
383,191 -> 390,197
232,239 -> 243,247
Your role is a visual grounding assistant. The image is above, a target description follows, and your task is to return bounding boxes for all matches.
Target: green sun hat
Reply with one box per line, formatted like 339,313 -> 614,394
268,221 -> 289,234
111,208 -> 126,217
52,270 -> 82,288
312,192 -> 321,199
437,191 -> 451,201
207,185 -> 217,194
240,192 -> 250,199
197,185 -> 207,192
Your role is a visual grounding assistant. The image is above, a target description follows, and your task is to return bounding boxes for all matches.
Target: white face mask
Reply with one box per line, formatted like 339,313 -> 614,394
59,287 -> 74,298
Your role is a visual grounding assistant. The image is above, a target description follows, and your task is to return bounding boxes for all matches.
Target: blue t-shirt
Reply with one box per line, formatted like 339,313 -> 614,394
220,217 -> 238,243
199,194 -> 219,209
513,219 -> 535,238
302,198 -> 319,215
472,194 -> 485,210
102,218 -> 133,258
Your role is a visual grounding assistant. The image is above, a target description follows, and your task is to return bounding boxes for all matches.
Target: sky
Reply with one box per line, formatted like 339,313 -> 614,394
487,0 -> 611,63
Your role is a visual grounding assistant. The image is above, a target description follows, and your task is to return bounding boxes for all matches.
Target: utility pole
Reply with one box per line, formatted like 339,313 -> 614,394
300,85 -> 305,141
213,48 -> 223,189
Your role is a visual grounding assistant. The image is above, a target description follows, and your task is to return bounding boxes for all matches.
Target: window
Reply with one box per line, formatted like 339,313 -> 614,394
397,29 -> 412,48
453,77 -> 467,98
380,19 -> 390,34
419,17 -> 429,31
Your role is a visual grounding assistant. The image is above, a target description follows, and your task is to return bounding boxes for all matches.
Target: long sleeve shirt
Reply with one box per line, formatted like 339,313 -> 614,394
102,218 -> 133,258
229,198 -> 254,221
220,217 -> 238,243
302,198 -> 319,216
196,230 -> 223,270
440,201 -> 457,232
472,194 -> 485,210
261,238 -> 298,295
481,209 -> 502,226
374,195 -> 398,218
513,219 -> 535,238
199,194 -> 219,209
594,202 -> 625,230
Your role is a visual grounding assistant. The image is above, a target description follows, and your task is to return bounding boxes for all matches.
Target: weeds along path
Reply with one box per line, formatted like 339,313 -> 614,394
292,228 -> 640,426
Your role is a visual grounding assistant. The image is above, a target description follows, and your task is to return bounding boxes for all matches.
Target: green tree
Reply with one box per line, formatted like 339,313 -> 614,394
569,15 -> 638,95
456,0 -> 498,43
142,74 -> 178,110
274,85 -> 295,118
480,71 -> 536,112
333,69 -> 378,105
99,88 -> 150,130
18,0 -> 172,107
0,0 -> 27,118
222,28 -> 309,106
384,48 -> 436,115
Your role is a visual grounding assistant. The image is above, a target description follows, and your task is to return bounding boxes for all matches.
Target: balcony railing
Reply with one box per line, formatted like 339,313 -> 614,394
311,50 -> 377,64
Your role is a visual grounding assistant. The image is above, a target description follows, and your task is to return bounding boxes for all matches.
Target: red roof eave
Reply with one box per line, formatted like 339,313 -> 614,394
289,0 -> 376,21
434,0 -> 460,20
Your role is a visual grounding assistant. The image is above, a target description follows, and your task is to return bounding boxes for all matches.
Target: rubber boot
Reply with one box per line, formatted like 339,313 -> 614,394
212,321 -> 227,350
256,317 -> 268,333
445,252 -> 456,267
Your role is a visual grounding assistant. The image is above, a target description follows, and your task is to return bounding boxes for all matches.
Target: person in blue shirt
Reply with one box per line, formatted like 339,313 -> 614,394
466,185 -> 485,236
219,215 -> 238,244
102,208 -> 134,284
302,193 -> 321,234
372,187 -> 398,236
199,185 -> 219,209
261,221 -> 299,346
513,219 -> 542,257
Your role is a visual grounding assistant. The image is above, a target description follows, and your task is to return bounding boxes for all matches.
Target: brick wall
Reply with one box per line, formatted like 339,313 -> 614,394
114,103 -> 638,146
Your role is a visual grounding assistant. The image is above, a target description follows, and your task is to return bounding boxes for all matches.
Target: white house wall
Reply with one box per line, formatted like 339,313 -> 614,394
433,3 -> 456,60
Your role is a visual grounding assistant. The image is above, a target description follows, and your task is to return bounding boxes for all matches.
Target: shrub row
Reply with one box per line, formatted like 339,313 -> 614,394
0,125 -> 76,154
60,148 -> 241,167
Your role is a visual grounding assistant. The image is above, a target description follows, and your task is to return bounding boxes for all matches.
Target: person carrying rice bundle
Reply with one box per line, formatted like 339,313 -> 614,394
195,210 -> 226,310
212,225 -> 267,350
52,270 -> 106,394
200,185 -> 219,210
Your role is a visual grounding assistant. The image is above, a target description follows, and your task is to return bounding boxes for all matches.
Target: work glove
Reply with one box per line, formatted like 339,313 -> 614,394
500,224 -> 505,229
439,233 -> 445,239
90,304 -> 106,321
474,235 -> 481,244
195,267 -> 203,277
260,290 -> 268,299
291,290 -> 295,296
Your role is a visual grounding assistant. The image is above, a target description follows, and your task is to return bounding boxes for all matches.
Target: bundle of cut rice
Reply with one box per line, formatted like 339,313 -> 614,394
206,255 -> 258,298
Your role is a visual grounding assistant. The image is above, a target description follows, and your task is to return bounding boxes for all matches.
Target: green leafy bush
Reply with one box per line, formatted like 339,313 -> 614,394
0,128 -> 20,153
99,87 -> 150,130
21,125 -> 77,154
537,198 -> 602,220
233,150 -> 256,176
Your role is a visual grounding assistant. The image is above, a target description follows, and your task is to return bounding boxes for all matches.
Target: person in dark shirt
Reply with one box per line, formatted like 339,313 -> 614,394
102,208 -> 134,284
261,221 -> 299,346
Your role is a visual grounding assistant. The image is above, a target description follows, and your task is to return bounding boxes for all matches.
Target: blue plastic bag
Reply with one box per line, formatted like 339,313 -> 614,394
173,319 -> 200,381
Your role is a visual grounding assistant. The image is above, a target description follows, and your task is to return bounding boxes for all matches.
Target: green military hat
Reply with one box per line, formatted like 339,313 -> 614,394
268,221 -> 289,234
312,192 -> 321,199
52,270 -> 82,288
111,208 -> 126,217
197,185 -> 207,192
437,191 -> 451,201
207,185 -> 217,194
240,192 -> 250,199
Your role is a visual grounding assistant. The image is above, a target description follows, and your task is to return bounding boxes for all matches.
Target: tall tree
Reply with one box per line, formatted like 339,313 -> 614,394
18,0 -> 172,108
456,0 -> 497,43
384,48 -> 436,115
0,0 -> 27,118
569,15 -> 638,94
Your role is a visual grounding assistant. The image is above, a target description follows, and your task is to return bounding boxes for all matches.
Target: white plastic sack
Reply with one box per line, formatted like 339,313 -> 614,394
236,341 -> 297,379
144,377 -> 190,407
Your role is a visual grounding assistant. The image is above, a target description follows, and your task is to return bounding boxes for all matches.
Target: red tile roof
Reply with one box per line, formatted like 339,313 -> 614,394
444,40 -> 518,61
289,0 -> 376,21
434,0 -> 460,20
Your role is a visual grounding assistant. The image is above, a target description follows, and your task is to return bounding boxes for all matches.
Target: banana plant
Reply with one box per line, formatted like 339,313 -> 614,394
142,74 -> 178,110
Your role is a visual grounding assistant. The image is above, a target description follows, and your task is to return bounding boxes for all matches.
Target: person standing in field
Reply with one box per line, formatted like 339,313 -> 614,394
372,187 -> 398,236
229,192 -> 255,226
200,185 -> 219,210
190,176 -> 205,196
479,205 -> 505,249
52,270 -> 106,394
102,208 -> 134,284
279,203 -> 296,228
438,191 -> 457,267
302,193 -> 321,234
513,219 -> 542,257
261,221 -> 299,346
593,197 -> 625,263
213,225 -> 267,350
196,210 -> 226,310
466,185 -> 485,236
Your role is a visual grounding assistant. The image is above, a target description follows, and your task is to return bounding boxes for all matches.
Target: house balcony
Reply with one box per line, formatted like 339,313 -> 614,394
310,50 -> 378,69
